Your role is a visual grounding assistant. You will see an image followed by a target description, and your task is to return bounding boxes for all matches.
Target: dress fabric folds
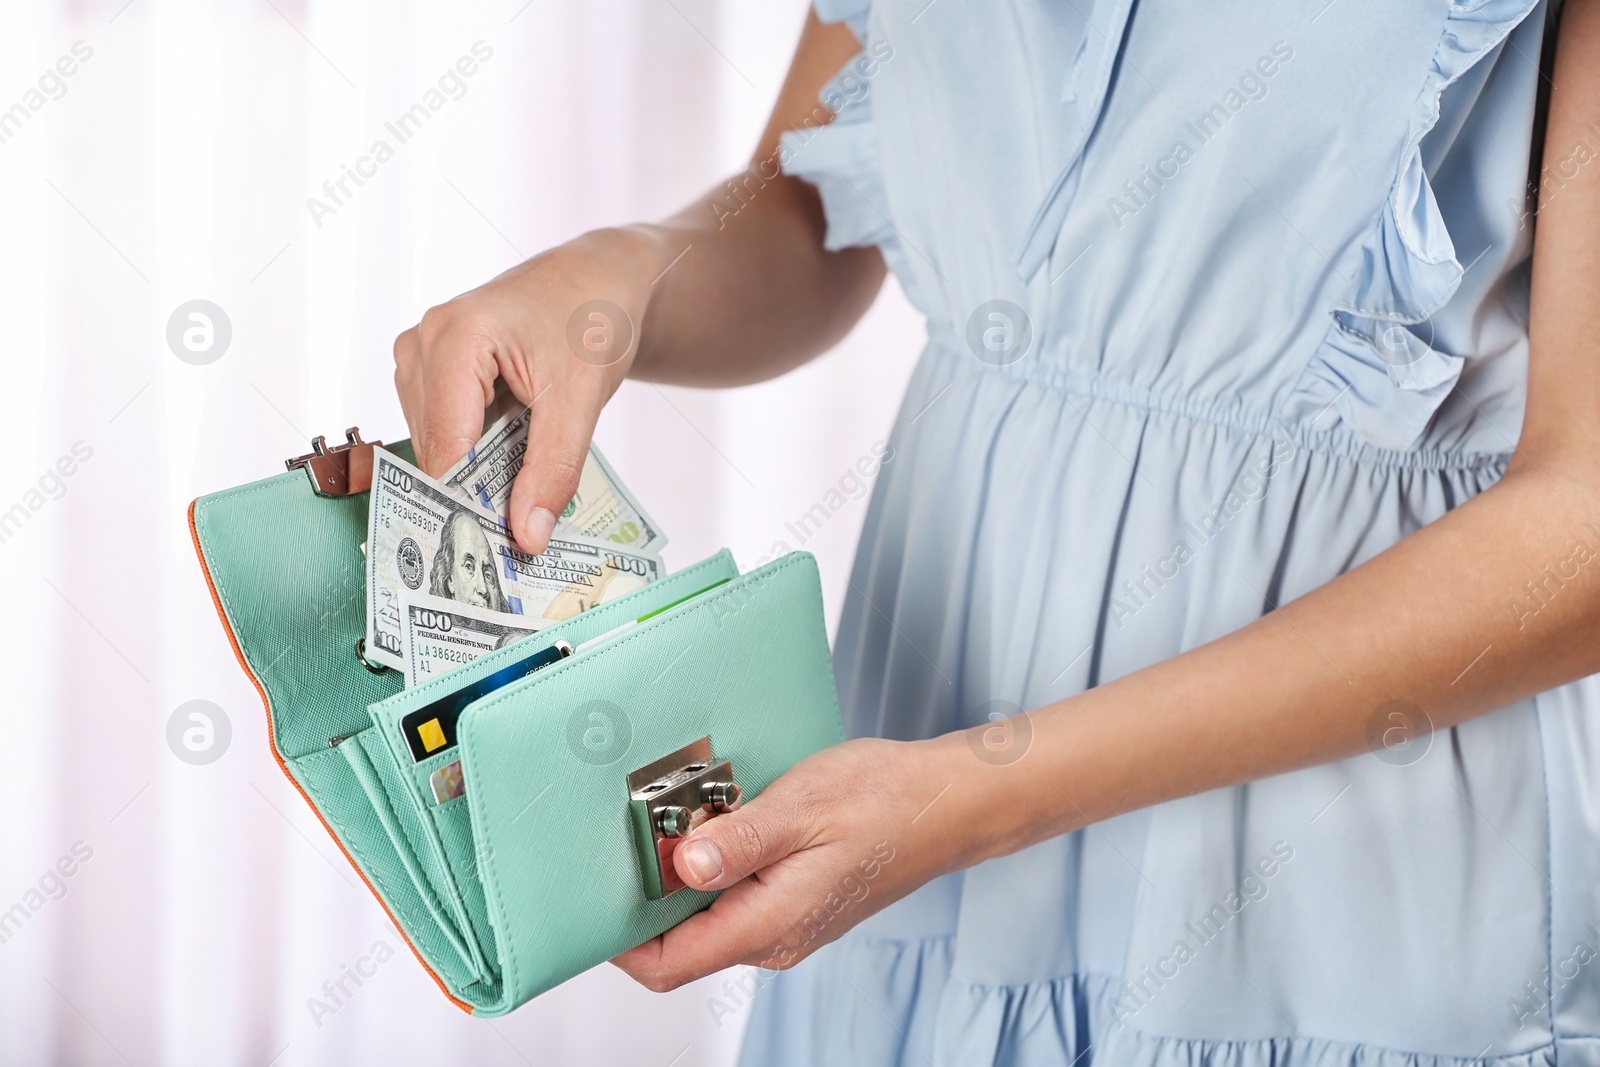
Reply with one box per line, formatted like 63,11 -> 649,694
743,1 -> 1600,1064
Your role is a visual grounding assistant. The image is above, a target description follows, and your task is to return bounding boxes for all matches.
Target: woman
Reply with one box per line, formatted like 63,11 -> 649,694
393,0 -> 1600,1061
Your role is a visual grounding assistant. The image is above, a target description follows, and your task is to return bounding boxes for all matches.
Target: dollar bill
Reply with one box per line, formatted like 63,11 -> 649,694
441,405 -> 666,555
400,592 -> 545,687
364,448 -> 662,670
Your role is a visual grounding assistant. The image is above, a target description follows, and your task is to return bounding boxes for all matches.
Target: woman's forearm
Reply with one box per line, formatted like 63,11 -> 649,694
936,461 -> 1600,869
623,176 -> 884,387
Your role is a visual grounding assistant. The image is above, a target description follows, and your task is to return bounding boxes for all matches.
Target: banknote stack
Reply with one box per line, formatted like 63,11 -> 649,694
364,398 -> 667,686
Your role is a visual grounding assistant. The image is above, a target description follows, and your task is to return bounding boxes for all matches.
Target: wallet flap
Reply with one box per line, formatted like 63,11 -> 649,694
456,551 -> 844,1013
191,452 -> 415,759
191,440 -> 489,1012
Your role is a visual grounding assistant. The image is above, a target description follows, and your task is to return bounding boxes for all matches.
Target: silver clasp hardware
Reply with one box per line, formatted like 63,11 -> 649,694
627,736 -> 741,900
286,427 -> 383,496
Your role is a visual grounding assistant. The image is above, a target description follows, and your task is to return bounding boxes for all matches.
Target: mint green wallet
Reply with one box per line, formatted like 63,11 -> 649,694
189,434 -> 844,1015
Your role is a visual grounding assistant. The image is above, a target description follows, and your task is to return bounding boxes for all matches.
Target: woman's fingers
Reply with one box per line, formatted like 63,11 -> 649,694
394,237 -> 655,552
611,783 -> 822,989
608,739 -> 952,993
392,326 -> 424,443
412,315 -> 500,478
613,850 -> 829,991
672,788 -> 814,892
505,375 -> 597,555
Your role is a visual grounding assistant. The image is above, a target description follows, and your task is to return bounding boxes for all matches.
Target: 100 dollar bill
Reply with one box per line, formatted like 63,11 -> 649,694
365,449 -> 661,670
441,406 -> 666,554
400,592 -> 544,687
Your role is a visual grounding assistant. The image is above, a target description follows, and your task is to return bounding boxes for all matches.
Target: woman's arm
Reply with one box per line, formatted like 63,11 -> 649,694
612,0 -> 1600,988
631,10 -> 887,386
392,10 -> 882,553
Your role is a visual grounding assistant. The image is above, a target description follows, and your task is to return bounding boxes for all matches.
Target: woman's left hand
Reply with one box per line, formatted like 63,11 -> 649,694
611,735 -> 985,991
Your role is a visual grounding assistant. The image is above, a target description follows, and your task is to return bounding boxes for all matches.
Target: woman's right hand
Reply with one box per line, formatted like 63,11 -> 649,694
395,11 -> 881,555
392,225 -> 672,554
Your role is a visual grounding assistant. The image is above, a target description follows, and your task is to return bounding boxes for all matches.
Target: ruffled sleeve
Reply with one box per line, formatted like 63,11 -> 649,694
777,1 -> 897,255
1281,0 -> 1541,454
812,0 -> 869,41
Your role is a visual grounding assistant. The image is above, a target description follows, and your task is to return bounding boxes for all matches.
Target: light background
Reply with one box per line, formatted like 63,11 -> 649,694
0,1 -> 924,1064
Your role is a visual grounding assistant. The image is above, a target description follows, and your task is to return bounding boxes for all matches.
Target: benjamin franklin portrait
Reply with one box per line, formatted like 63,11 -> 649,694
429,508 -> 509,613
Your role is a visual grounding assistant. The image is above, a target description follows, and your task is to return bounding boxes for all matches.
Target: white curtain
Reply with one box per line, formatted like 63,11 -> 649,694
0,1 -> 923,1063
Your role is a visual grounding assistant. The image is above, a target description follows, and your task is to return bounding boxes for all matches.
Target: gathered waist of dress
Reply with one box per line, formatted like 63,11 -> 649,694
918,331 -> 1512,474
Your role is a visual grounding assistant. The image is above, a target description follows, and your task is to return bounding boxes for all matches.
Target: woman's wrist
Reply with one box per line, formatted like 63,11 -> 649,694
913,683 -> 1158,879
905,715 -> 1090,877
551,224 -> 680,378
566,224 -> 676,285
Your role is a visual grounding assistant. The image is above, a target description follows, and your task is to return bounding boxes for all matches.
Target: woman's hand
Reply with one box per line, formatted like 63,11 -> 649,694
611,735 -> 993,991
392,226 -> 672,554
391,12 -> 881,557
392,11 -> 881,557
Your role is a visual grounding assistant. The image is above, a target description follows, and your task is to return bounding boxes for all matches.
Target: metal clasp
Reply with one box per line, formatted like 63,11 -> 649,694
627,736 -> 741,900
286,427 -> 383,496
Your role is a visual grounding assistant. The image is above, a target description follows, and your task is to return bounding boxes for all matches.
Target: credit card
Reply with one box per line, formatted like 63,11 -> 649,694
400,639 -> 573,762
430,760 -> 465,804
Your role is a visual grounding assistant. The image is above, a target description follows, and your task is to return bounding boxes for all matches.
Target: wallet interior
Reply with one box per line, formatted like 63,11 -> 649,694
191,452 -> 840,1013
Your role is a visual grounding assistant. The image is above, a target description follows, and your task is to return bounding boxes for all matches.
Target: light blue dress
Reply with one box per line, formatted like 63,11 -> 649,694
737,0 -> 1600,1064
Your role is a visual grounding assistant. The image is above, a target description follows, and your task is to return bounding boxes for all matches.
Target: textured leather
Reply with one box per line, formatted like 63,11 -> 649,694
459,551 -> 844,1014
192,465 -> 406,755
365,550 -> 748,1009
190,452 -> 844,1015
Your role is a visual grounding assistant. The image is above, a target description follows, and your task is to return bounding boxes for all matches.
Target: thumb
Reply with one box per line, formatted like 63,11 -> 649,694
672,793 -> 809,892
505,379 -> 598,555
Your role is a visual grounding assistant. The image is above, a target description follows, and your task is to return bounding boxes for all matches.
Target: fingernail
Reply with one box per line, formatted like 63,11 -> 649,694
680,840 -> 722,885
523,506 -> 556,553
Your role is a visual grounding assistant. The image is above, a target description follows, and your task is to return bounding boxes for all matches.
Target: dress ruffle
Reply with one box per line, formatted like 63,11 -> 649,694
739,934 -> 958,1067
746,929 -> 1565,1066
1097,1023 -> 1559,1067
813,0 -> 870,41
778,2 -> 895,256
1281,0 -> 1540,452
932,973 -> 1108,1067
1281,320 -> 1466,452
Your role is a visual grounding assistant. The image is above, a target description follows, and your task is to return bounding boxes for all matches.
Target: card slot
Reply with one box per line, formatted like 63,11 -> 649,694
400,562 -> 734,805
429,799 -> 501,987
337,729 -> 492,986
486,551 -> 799,693
290,745 -> 488,1001
375,549 -> 740,719
411,748 -> 466,806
